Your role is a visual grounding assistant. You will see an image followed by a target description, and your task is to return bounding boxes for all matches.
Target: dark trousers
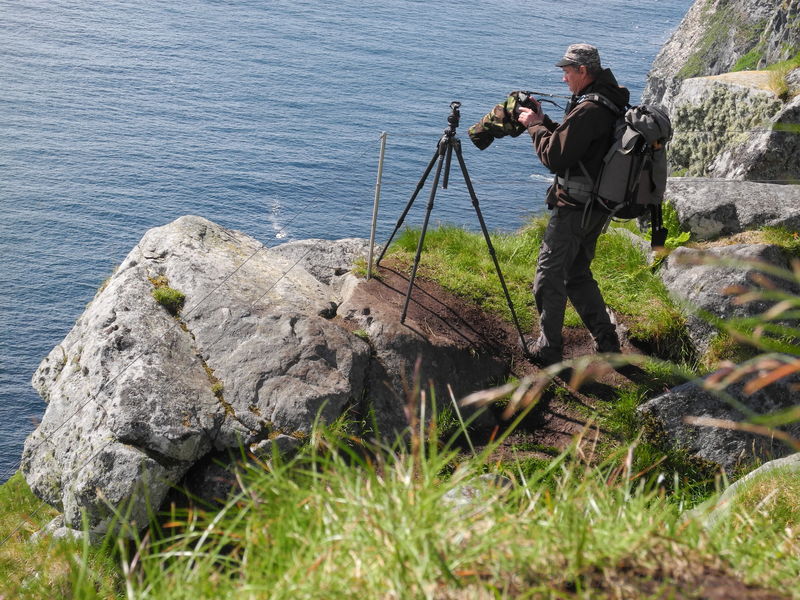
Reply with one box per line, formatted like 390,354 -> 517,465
533,206 -> 616,356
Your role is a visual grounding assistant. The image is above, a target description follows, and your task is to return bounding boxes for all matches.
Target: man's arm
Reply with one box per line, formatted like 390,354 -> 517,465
524,105 -> 599,173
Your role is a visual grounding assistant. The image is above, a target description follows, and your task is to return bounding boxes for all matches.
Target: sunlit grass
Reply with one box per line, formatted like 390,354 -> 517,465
0,473 -> 121,599
2,400 -> 798,598
387,218 -> 687,353
108,422 -> 800,599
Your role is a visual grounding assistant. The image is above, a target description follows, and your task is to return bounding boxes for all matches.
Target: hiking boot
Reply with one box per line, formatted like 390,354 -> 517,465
593,332 -> 621,354
530,349 -> 562,368
524,340 -> 561,367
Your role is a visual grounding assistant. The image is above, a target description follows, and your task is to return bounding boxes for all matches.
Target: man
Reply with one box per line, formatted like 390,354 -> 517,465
516,43 -> 627,366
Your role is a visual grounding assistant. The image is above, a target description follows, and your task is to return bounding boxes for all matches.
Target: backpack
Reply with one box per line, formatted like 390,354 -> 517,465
569,95 -> 673,247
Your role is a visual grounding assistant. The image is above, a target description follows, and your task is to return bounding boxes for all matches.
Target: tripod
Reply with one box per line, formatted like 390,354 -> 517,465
375,101 -> 529,356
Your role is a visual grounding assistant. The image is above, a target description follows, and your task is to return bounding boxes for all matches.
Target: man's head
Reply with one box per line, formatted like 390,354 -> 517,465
555,43 -> 602,94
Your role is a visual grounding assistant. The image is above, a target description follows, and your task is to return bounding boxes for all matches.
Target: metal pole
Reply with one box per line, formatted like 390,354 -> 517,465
367,131 -> 387,279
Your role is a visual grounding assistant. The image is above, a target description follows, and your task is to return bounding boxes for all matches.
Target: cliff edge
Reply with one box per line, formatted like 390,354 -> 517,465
643,0 -> 799,106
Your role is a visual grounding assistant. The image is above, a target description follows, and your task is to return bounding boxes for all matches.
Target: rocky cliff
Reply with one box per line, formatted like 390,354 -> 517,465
642,0 -> 800,182
643,0 -> 800,106
21,216 -> 508,536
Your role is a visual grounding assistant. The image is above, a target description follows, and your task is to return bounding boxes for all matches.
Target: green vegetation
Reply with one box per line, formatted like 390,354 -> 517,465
767,51 -> 800,99
389,219 -> 686,353
730,467 -> 800,528
149,276 -> 186,316
113,431 -> 800,598
659,200 -> 692,249
761,225 -> 800,256
676,4 -> 765,81
0,473 -> 122,598
3,420 -> 798,599
732,47 -> 765,72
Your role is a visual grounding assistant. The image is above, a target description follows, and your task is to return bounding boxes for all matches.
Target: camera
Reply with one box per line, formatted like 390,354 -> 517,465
510,91 -> 540,115
468,91 -> 540,150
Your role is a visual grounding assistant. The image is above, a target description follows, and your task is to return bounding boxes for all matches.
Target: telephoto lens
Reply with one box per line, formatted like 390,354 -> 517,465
467,91 -> 530,149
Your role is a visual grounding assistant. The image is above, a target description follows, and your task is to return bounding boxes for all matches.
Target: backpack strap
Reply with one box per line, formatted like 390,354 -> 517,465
556,93 -> 625,212
650,205 -> 668,248
578,93 -> 625,117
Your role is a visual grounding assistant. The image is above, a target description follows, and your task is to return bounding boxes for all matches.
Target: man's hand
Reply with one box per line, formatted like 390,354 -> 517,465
517,101 -> 545,128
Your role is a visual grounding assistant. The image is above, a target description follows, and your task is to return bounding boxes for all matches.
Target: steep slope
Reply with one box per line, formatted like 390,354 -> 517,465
643,0 -> 800,105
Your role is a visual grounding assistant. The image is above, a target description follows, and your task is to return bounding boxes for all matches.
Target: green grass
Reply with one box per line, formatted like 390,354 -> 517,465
730,467 -> 800,528
0,473 -> 122,599
30,425 -> 792,599
767,51 -> 800,99
388,218 -> 687,358
760,225 -> 800,258
149,275 -> 186,316
151,287 -> 186,316
732,47 -> 765,72
3,402 -> 799,598
390,221 -> 542,330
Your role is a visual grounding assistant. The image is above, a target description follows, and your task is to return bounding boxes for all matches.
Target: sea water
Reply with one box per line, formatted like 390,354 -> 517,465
0,0 -> 693,482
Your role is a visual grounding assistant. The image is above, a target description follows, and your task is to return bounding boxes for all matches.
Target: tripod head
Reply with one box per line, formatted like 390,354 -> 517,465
444,101 -> 461,138
440,101 -> 462,187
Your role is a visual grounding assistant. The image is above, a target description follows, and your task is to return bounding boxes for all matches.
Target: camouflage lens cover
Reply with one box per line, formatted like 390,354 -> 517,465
468,93 -> 527,150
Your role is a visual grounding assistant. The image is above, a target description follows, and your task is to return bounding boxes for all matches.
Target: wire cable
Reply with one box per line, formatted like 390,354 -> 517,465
3,126 -> 797,545
0,134 -> 385,546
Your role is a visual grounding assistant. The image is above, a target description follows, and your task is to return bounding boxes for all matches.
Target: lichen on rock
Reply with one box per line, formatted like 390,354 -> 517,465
668,80 -> 782,176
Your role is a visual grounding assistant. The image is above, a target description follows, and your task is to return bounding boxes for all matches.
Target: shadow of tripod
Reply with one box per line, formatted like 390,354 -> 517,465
375,101 -> 529,356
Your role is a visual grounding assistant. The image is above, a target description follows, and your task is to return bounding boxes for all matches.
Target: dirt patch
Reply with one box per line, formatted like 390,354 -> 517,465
565,555 -> 793,600
358,261 -> 646,461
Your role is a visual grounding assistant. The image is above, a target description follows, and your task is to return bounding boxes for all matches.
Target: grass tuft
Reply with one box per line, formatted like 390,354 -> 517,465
151,286 -> 186,316
103,424 -> 800,598
0,473 -> 122,599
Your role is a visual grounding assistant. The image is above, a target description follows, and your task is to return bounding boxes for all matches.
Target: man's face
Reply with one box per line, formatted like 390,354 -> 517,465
562,65 -> 591,94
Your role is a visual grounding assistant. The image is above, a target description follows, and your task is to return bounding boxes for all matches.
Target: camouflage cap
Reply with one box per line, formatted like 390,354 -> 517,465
555,43 -> 602,71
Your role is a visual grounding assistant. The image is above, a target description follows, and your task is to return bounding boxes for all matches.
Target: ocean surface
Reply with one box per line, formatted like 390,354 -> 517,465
0,0 -> 693,483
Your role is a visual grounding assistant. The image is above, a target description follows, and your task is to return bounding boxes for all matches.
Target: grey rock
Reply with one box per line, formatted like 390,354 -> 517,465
709,94 -> 800,183
665,177 -> 800,240
665,75 -> 783,178
638,365 -> 800,473
22,216 -> 371,534
23,215 -> 508,535
250,433 -> 305,460
685,453 -> 800,528
29,516 -> 84,543
643,0 -> 800,106
788,67 -> 800,96
269,238 -> 370,286
659,243 -> 797,355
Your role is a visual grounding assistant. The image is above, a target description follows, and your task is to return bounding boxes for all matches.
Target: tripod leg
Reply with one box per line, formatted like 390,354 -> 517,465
442,139 -> 453,189
375,148 -> 440,267
453,140 -> 530,355
401,141 -> 448,323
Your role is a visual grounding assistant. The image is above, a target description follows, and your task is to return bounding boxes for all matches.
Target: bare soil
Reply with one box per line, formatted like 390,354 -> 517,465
364,261 -> 645,461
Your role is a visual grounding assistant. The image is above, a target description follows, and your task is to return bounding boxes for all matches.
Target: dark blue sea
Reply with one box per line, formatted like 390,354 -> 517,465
0,0 -> 692,482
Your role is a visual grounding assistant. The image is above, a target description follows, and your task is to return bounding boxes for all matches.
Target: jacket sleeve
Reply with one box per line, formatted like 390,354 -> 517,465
528,105 -> 602,174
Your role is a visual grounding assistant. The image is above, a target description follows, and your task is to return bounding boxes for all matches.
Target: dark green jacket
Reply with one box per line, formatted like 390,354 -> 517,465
529,69 -> 630,207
